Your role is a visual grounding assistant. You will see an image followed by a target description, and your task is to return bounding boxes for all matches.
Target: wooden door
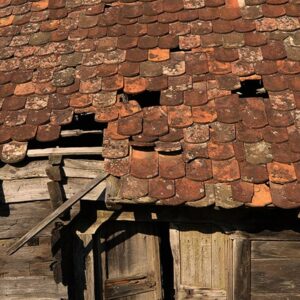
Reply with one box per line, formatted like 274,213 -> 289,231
95,221 -> 162,300
231,232 -> 300,300
170,223 -> 230,300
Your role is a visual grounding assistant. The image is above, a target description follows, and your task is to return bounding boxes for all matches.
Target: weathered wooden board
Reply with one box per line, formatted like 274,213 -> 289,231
232,238 -> 251,300
0,276 -> 67,297
251,259 -> 300,293
8,173 -> 107,255
170,223 -> 229,299
98,222 -> 162,300
251,293 -> 300,300
0,202 -> 53,239
251,241 -> 300,259
27,147 -> 102,157
1,177 -> 106,203
0,159 -> 104,180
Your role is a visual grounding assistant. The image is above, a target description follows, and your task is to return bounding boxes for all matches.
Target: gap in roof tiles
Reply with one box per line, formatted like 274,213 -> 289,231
28,113 -> 105,149
233,79 -> 269,98
128,91 -> 161,108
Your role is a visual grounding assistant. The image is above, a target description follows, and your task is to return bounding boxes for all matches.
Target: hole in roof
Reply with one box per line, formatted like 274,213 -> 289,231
127,91 -> 161,108
170,47 -> 181,52
233,79 -> 269,98
29,113 -> 106,149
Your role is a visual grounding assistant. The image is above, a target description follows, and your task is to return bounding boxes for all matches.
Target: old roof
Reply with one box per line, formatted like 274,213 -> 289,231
0,0 -> 300,208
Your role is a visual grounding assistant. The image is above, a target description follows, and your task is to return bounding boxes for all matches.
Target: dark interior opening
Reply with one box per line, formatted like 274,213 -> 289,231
128,91 -> 161,107
159,223 -> 175,300
29,113 -> 106,149
233,79 -> 269,98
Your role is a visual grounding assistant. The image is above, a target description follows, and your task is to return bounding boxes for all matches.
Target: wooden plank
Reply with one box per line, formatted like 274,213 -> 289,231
0,159 -> 104,180
60,129 -> 102,137
211,231 -> 228,290
251,259 -> 300,293
8,172 -> 108,255
251,241 -> 300,259
179,224 -> 212,288
105,274 -> 156,299
27,147 -> 103,157
251,293 -> 300,300
64,158 -> 104,170
75,233 -> 95,300
0,276 -> 66,297
47,181 -> 64,210
0,201 -> 53,239
2,177 -> 106,203
232,238 -> 251,300
169,224 -> 181,294
181,287 -> 226,299
100,222 -> 162,300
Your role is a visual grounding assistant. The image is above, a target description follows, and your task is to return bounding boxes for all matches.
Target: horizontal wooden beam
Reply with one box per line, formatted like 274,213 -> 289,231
8,172 -> 108,255
60,129 -> 102,138
27,147 -> 103,157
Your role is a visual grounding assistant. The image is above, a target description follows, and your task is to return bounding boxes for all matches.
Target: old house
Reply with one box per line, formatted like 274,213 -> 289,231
0,0 -> 300,299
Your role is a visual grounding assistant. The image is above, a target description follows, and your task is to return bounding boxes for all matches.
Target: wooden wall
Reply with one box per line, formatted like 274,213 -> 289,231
0,158 -> 105,300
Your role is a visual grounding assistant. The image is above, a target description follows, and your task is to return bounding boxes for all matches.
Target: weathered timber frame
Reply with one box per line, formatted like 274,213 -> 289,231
73,204 -> 300,300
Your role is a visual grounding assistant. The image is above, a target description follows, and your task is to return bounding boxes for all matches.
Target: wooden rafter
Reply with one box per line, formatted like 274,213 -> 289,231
8,172 -> 108,255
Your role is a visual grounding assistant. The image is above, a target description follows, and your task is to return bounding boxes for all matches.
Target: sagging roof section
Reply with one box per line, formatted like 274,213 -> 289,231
0,0 -> 300,208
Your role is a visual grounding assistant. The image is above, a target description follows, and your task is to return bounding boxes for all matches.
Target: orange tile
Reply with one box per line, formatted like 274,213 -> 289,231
267,162 -> 297,183
148,48 -> 170,62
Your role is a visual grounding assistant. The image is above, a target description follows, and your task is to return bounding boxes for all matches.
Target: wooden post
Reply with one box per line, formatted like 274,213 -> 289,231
232,238 -> 251,300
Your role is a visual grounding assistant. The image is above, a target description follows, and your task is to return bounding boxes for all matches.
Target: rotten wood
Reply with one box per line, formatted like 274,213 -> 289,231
7,172 -> 108,255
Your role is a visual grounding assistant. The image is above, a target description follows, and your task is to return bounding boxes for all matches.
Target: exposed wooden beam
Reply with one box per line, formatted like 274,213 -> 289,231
60,129 -> 102,138
7,172 -> 108,255
27,147 -> 103,157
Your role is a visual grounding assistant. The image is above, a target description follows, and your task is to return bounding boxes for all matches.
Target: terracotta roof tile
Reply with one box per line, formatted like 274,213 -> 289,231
119,175 -> 148,199
36,123 -> 60,142
159,153 -> 185,179
1,0 -> 300,207
130,149 -> 158,179
267,162 -> 297,183
186,158 -> 212,181
212,158 -> 240,182
232,181 -> 254,203
149,177 -> 175,199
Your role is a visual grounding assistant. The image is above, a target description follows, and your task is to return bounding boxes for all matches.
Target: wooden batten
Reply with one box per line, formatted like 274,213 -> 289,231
27,147 -> 103,158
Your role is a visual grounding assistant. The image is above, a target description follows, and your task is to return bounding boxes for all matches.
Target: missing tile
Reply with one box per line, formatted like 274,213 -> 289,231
233,79 -> 269,98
